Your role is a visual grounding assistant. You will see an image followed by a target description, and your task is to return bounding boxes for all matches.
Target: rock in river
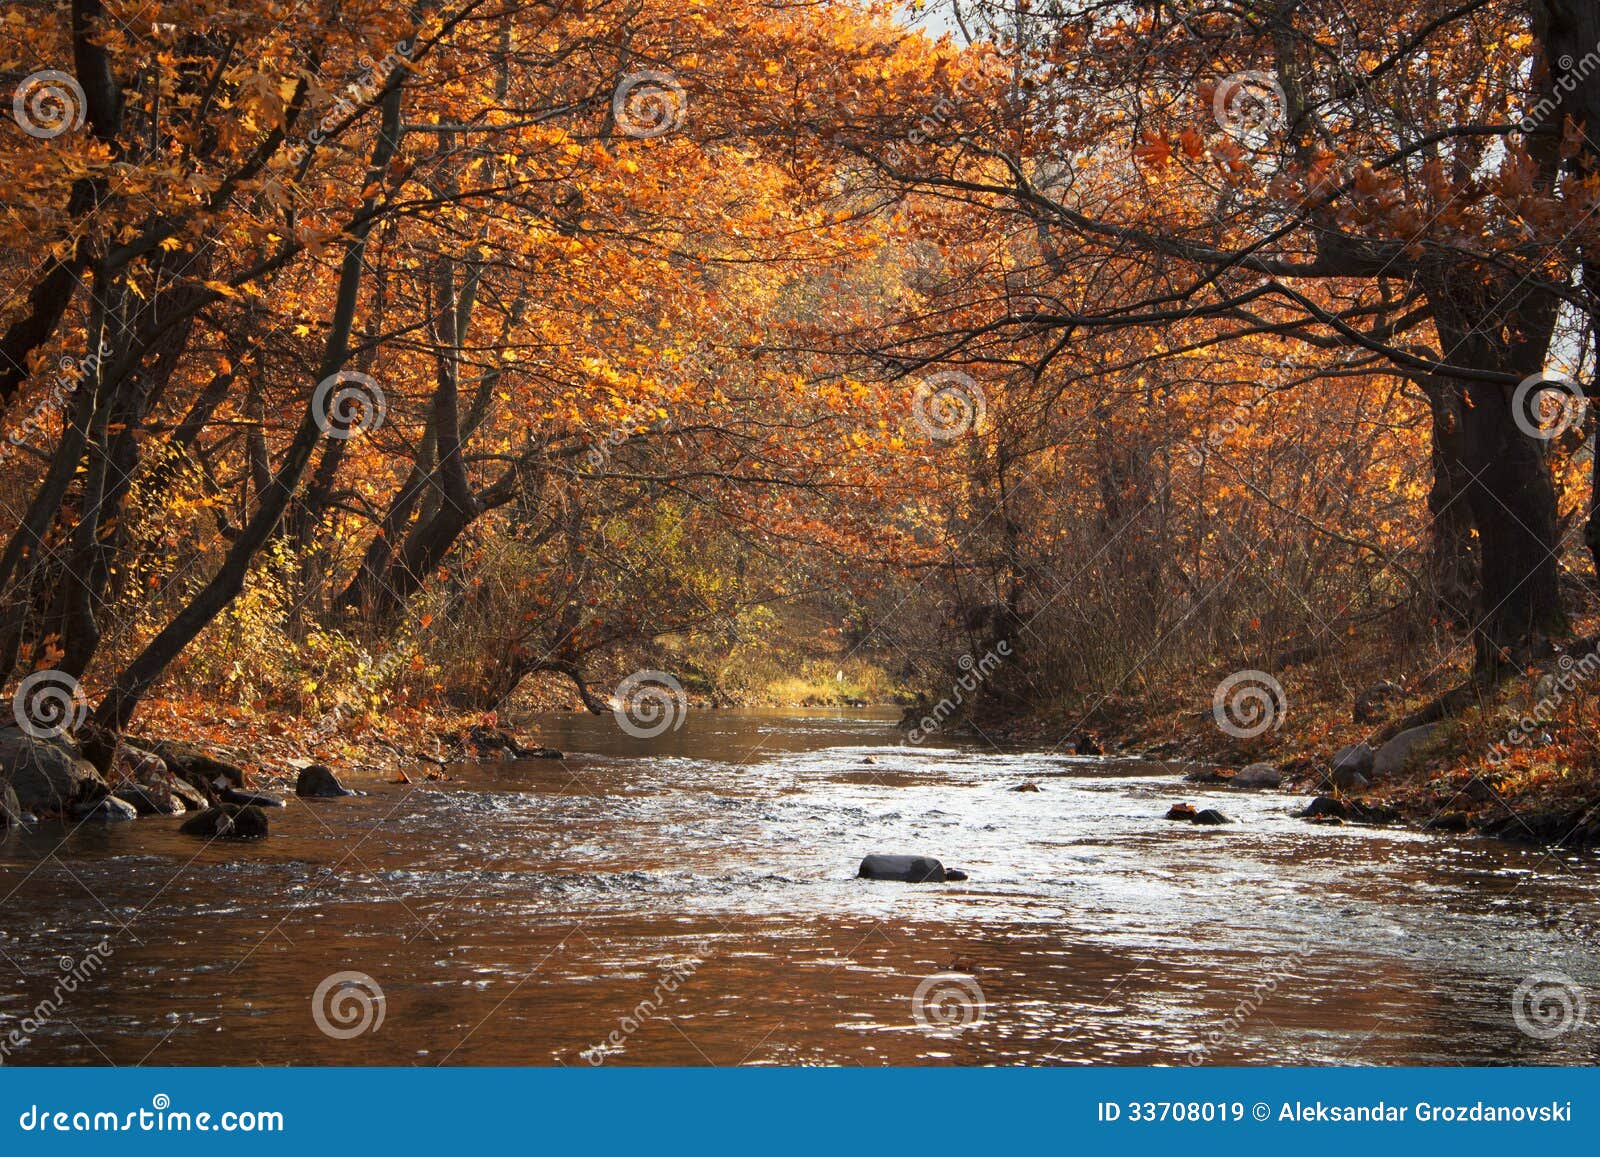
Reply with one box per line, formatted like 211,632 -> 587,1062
180,804 -> 269,840
112,783 -> 187,816
296,764 -> 361,797
1190,808 -> 1233,825
218,786 -> 286,808
74,795 -> 139,822
857,854 -> 956,882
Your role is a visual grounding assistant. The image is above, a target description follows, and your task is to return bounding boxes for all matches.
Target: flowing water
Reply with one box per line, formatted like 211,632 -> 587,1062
1,709 -> 1597,1066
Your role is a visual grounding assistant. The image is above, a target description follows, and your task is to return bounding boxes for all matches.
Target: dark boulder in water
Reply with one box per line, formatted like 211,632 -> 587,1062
112,783 -> 187,816
218,786 -> 285,808
1191,808 -> 1233,825
74,795 -> 139,822
857,854 -> 952,882
180,804 -> 269,840
295,764 -> 361,797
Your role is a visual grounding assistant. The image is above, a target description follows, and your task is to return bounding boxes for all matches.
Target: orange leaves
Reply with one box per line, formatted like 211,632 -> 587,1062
1133,133 -> 1172,167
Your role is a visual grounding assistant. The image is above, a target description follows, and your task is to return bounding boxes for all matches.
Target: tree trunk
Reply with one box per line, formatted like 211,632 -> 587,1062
93,85 -> 406,730
1420,374 -> 1477,624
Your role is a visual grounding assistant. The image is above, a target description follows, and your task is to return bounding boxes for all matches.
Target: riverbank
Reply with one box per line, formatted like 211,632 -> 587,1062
987,613 -> 1600,851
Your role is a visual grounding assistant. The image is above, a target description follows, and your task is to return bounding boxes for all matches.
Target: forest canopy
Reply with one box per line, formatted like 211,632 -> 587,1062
1,0 -> 1597,799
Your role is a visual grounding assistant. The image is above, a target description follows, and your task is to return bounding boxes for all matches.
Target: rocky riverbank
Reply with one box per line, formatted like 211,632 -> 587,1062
0,716 -> 562,839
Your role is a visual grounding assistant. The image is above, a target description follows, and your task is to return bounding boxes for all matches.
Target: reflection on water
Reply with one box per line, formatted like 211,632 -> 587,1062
1,708 -> 1597,1066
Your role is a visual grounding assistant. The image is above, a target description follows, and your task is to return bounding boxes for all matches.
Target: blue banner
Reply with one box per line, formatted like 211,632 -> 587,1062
1,1067 -> 1593,1153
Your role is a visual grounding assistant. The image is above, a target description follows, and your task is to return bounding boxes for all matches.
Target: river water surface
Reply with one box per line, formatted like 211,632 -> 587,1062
2,709 -> 1597,1065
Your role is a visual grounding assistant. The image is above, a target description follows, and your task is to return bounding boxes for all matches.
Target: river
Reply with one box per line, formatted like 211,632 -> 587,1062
1,709 -> 1596,1065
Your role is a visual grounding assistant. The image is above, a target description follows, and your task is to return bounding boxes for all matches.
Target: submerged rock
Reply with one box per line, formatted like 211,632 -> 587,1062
112,783 -> 187,816
857,854 -> 952,883
74,795 -> 139,822
295,764 -> 361,797
180,804 -> 269,840
1009,782 -> 1041,792
1191,808 -> 1233,825
218,786 -> 286,808
1299,796 -> 1349,820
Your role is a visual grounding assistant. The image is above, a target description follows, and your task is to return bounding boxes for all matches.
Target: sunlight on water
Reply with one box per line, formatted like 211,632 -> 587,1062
2,710 -> 1597,1066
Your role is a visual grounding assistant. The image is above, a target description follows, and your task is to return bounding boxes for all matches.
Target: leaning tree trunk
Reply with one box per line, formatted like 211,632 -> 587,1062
92,85 -> 406,731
